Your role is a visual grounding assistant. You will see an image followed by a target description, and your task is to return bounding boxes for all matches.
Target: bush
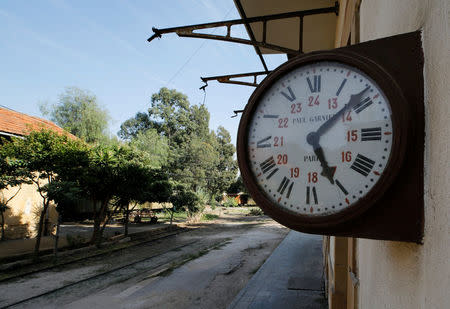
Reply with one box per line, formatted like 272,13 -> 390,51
201,213 -> 219,221
170,185 -> 202,216
223,196 -> 239,207
248,208 -> 264,216
66,234 -> 87,248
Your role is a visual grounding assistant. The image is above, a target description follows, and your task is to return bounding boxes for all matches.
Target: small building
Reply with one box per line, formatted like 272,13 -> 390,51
0,107 -> 75,239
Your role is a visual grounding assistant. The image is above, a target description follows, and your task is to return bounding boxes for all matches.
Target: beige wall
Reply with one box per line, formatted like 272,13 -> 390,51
357,0 -> 450,308
1,181 -> 58,239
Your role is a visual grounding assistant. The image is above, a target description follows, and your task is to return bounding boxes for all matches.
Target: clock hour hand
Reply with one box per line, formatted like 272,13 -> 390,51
306,132 -> 335,184
314,145 -> 335,184
316,86 -> 371,137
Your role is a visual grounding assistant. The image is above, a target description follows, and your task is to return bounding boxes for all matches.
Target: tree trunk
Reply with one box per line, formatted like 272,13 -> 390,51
91,214 -> 102,247
53,213 -> 61,260
170,210 -> 173,225
91,199 -> 110,247
1,210 -> 5,241
124,204 -> 129,236
34,202 -> 49,260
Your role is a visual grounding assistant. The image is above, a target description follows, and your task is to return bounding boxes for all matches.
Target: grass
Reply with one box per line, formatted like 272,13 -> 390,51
247,208 -> 264,216
201,213 -> 219,221
156,211 -> 188,222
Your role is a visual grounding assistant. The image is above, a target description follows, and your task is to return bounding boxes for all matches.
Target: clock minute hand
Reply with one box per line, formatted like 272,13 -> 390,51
306,86 -> 370,184
316,86 -> 371,137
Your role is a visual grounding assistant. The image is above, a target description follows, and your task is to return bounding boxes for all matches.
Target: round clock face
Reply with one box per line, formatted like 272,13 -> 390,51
242,60 -> 395,218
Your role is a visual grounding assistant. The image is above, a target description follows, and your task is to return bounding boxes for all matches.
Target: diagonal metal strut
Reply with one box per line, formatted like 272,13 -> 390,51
200,71 -> 271,89
148,3 -> 339,55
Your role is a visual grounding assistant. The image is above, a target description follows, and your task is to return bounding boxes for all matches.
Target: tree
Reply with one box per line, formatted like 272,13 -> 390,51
119,87 -> 238,199
114,163 -> 170,235
129,129 -> 169,169
0,146 -> 31,240
3,130 -> 83,257
118,112 -> 154,140
227,176 -> 247,194
207,126 -> 238,197
169,185 -> 201,219
40,87 -> 110,143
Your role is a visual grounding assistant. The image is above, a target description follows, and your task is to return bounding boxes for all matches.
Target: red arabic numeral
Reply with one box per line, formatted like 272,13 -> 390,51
290,167 -> 300,178
277,154 -> 288,165
341,151 -> 352,162
307,172 -> 318,183
278,118 -> 288,128
308,95 -> 320,107
328,97 -> 338,109
347,130 -> 358,142
342,111 -> 352,122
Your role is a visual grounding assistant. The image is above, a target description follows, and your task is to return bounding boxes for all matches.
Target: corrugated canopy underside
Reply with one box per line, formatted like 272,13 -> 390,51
234,0 -> 337,54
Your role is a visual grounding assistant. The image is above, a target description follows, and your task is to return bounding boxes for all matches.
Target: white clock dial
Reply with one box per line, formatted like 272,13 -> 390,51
247,61 -> 393,216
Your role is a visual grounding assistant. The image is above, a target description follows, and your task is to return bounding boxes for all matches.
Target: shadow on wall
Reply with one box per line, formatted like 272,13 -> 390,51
0,189 -> 58,240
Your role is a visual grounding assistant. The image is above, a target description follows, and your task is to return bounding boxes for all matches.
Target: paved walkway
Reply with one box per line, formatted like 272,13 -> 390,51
228,231 -> 327,309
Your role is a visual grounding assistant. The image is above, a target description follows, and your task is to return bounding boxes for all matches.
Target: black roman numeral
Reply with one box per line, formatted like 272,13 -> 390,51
336,79 -> 347,96
263,114 -> 279,119
280,86 -> 296,102
277,177 -> 294,198
256,136 -> 272,148
307,75 -> 321,93
350,154 -> 375,177
306,186 -> 318,204
361,127 -> 382,141
353,96 -> 373,114
335,179 -> 348,195
260,156 -> 279,179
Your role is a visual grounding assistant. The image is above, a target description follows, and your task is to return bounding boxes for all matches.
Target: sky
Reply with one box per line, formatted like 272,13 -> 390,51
0,0 -> 286,145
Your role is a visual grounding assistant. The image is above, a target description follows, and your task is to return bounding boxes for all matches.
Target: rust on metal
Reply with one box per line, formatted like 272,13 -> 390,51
148,3 -> 339,55
200,71 -> 270,88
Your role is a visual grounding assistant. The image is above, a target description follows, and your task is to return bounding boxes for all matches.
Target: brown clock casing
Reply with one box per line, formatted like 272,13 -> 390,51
237,31 -> 424,243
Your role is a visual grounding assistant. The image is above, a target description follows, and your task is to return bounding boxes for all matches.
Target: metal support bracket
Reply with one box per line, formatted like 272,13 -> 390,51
200,71 -> 271,89
148,2 -> 339,55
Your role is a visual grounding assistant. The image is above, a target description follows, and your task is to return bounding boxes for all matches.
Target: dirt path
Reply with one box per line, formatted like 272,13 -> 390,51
1,209 -> 289,309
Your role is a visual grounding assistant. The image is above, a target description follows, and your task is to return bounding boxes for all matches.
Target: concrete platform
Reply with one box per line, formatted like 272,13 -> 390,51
228,231 -> 327,309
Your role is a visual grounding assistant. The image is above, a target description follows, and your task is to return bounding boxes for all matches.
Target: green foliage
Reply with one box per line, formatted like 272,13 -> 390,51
40,87 -> 110,143
118,112 -> 154,140
2,130 -> 86,252
169,185 -> 202,216
201,213 -> 219,221
119,87 -> 237,197
227,176 -> 247,194
129,129 -> 169,168
207,126 -> 238,196
65,233 -> 87,248
248,208 -> 264,216
223,196 -> 239,208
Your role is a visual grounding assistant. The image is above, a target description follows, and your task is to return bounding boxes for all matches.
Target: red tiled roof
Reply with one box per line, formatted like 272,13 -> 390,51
0,107 -> 77,139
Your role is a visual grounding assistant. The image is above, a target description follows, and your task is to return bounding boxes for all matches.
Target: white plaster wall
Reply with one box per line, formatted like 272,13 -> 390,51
357,0 -> 450,308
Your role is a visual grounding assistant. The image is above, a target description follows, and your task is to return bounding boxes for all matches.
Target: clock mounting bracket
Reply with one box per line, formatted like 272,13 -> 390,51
239,31 -> 424,243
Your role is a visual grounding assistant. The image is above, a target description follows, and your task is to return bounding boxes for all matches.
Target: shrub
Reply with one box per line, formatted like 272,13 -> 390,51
66,234 -> 87,248
201,213 -> 219,221
223,196 -> 239,207
248,208 -> 264,216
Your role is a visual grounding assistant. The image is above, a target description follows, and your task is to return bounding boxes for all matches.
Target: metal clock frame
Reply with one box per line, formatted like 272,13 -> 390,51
237,50 -> 410,230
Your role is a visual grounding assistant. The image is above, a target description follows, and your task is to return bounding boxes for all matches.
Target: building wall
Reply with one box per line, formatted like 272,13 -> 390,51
357,0 -> 450,308
1,181 -> 58,239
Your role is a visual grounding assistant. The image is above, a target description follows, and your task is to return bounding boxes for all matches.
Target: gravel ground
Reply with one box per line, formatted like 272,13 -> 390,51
1,208 -> 289,309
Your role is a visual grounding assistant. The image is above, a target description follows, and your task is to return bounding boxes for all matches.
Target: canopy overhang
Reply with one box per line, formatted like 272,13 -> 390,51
234,0 -> 338,55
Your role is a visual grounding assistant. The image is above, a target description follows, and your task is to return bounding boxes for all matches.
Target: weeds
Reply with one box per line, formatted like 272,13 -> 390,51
201,213 -> 219,221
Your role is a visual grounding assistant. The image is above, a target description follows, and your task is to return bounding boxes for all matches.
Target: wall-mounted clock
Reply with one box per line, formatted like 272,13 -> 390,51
237,32 -> 424,241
